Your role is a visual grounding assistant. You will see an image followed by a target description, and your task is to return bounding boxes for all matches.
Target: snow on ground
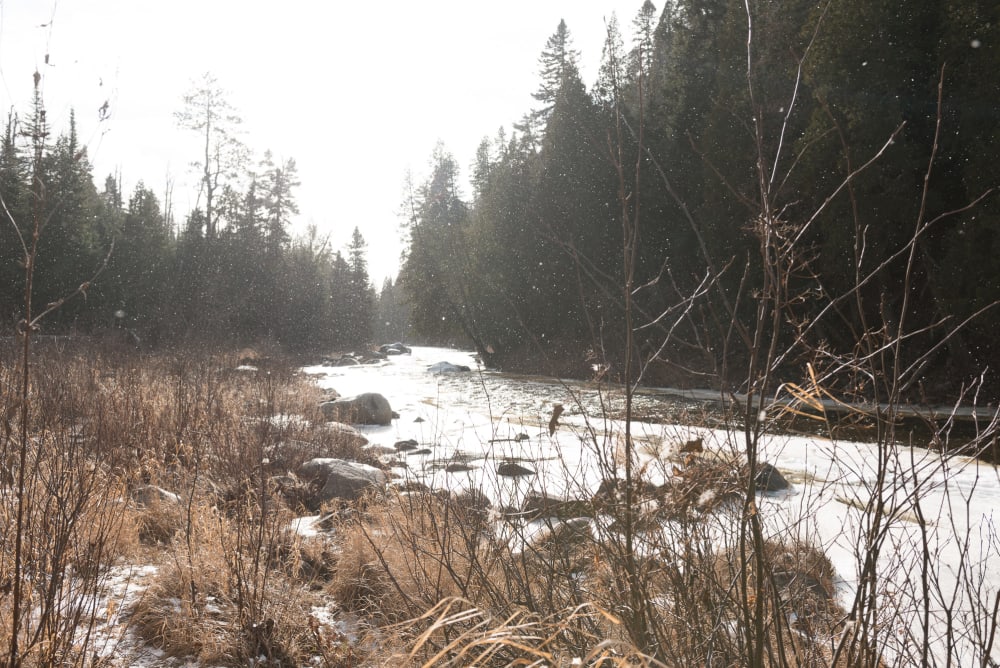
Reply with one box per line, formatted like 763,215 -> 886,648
304,345 -> 1000,664
76,564 -> 165,666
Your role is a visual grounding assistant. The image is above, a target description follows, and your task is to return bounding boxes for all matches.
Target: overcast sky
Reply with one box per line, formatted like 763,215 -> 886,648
0,0 -> 650,283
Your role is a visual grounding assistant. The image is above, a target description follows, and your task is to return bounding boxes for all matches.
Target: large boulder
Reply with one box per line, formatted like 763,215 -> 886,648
380,342 -> 411,355
319,393 -> 393,425
427,361 -> 471,374
299,458 -> 387,506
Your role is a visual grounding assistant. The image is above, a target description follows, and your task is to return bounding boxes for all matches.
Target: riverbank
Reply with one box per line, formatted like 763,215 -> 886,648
0,344 -> 996,665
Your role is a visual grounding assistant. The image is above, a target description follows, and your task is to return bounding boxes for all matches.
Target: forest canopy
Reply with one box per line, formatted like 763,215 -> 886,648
2,0 -> 997,400
399,0 -> 999,400
0,74 -> 387,352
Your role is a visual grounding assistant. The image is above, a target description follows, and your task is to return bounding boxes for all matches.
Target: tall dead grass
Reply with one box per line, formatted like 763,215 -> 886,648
0,344 -> 365,666
2,342 -> 993,666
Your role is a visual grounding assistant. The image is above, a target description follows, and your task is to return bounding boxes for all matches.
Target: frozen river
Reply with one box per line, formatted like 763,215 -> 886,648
303,345 -> 1000,665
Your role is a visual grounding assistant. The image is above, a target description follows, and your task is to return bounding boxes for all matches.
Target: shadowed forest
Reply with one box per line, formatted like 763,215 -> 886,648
400,2 -> 999,402
2,0 -> 998,400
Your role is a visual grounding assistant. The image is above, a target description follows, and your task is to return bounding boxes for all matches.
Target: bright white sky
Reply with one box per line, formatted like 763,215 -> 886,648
0,0 -> 649,284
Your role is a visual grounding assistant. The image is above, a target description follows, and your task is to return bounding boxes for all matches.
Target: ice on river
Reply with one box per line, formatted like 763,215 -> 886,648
303,346 -> 1000,665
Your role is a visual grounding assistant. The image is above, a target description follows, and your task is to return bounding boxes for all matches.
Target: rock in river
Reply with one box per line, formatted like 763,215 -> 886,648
319,392 -> 393,425
498,461 -> 536,478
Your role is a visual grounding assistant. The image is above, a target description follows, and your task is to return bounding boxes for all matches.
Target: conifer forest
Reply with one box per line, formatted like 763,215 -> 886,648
3,0 -> 999,402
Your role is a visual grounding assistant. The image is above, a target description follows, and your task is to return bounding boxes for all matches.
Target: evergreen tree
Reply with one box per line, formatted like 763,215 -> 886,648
170,208 -> 217,342
934,1 -> 1000,344
374,277 -> 411,343
276,231 -> 336,352
260,150 -> 300,253
530,20 -> 582,131
528,65 -> 618,347
344,227 -> 375,345
470,137 -> 494,201
593,13 -> 626,108
400,145 -> 479,346
0,112 -> 29,324
327,250 -> 354,348
464,132 -> 537,360
630,1 -> 658,83
101,183 -> 172,341
33,109 -> 104,328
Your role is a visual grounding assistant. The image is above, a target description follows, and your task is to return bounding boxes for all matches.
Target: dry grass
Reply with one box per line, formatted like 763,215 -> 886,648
0,343 -> 951,666
0,344 -> 375,666
382,597 -> 659,667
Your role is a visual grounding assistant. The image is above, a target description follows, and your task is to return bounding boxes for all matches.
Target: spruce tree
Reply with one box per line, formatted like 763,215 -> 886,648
400,145 -> 479,345
530,19 -> 581,132
344,227 -> 375,345
260,150 -> 300,253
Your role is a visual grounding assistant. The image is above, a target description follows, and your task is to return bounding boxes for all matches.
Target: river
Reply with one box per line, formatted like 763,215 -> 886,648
302,345 -> 1000,664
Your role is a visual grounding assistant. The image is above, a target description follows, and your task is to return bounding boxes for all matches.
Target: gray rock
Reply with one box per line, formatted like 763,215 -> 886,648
427,361 -> 471,374
498,461 -> 535,478
319,392 -> 393,425
394,439 -> 419,451
755,462 -> 790,492
299,458 -> 387,505
319,387 -> 341,401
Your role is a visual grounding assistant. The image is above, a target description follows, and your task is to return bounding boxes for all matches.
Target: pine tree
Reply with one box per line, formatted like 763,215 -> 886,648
34,109 -> 104,328
374,276 -> 411,344
0,111 -> 29,321
175,73 -> 248,239
344,227 -> 375,345
528,65 -> 617,347
464,133 -> 536,359
470,137 -> 494,201
593,13 -> 626,108
630,1 -> 658,83
103,183 -> 172,340
276,233 -> 336,352
327,250 -> 354,348
260,150 -> 300,253
530,20 -> 582,132
400,145 -> 479,345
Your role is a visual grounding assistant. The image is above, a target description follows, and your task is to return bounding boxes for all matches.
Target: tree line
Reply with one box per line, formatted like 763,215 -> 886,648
400,0 -> 999,400
1,74 -> 388,352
